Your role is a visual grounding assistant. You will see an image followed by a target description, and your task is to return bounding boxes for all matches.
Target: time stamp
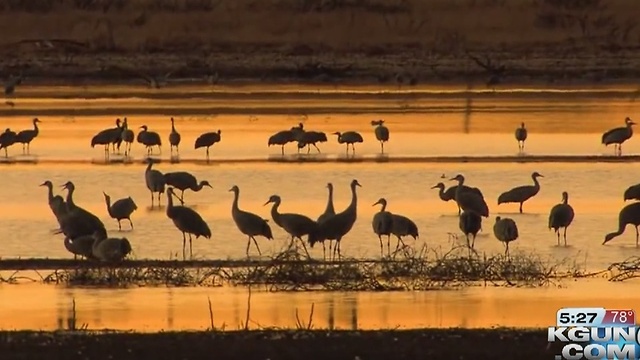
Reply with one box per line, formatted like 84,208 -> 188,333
557,308 -> 636,327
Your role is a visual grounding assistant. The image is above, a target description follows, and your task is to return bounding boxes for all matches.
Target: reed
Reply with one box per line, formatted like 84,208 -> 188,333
0,242 -> 590,290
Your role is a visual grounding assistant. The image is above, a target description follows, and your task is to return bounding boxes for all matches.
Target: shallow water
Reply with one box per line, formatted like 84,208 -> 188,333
0,280 -> 638,331
1,88 -> 640,270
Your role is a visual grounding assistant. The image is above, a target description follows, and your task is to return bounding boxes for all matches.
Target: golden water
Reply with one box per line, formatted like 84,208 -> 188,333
0,280 -> 638,331
2,86 -> 640,331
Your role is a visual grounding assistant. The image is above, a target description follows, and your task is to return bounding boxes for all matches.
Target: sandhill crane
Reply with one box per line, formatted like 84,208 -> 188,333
603,202 -> 640,246
165,187 -> 212,259
316,183 -> 336,258
169,117 -> 181,156
371,120 -> 389,154
372,198 -> 394,256
15,118 -> 41,154
515,122 -> 527,153
390,213 -> 419,251
291,123 -> 327,154
264,194 -> 316,257
449,175 -> 489,217
92,231 -> 132,262
163,171 -> 212,204
493,216 -> 518,256
623,183 -> 640,201
229,185 -> 273,256
309,179 -> 361,260
459,211 -> 482,249
602,117 -> 635,156
103,192 -> 137,230
91,119 -> 122,158
64,234 -> 97,260
120,118 -> 134,156
548,191 -> 574,246
268,129 -> 296,155
333,131 -> 363,155
497,171 -> 543,213
59,181 -> 107,240
39,180 -> 66,226
195,130 -> 221,161
0,128 -> 17,157
137,125 -> 162,155
431,182 -> 484,215
144,158 -> 166,207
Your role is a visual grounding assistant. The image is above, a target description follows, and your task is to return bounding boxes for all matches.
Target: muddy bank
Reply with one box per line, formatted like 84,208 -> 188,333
0,328 -> 562,360
1,0 -> 639,86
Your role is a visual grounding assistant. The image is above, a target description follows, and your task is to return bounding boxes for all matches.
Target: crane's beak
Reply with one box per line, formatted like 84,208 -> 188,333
228,188 -> 233,192
205,183 -> 213,189
448,177 -> 457,181
39,182 -> 46,187
430,185 -> 438,189
371,200 -> 380,207
263,200 -> 271,206
102,191 -> 108,197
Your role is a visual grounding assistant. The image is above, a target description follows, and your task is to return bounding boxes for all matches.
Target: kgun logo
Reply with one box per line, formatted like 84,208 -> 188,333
549,326 -> 640,359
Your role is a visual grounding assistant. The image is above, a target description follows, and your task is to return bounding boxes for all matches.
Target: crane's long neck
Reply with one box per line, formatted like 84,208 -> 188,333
231,190 -> 239,211
606,216 -> 627,242
437,186 -> 446,200
146,162 -> 153,173
532,176 -> 541,190
171,121 -> 176,132
166,192 -> 174,215
324,188 -> 334,214
379,202 -> 387,212
195,182 -> 207,191
33,121 -> 39,135
65,188 -> 76,210
454,179 -> 465,198
104,197 -> 114,216
46,185 -> 54,203
348,184 -> 358,212
270,200 -> 281,223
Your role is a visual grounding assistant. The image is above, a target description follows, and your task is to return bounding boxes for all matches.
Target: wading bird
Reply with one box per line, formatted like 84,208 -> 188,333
316,183 -> 335,258
64,234 -> 97,260
169,117 -> 181,156
449,174 -> 489,217
309,179 -> 361,260
548,191 -> 575,246
493,216 -> 518,256
623,183 -> 640,201
0,128 -> 17,157
39,180 -> 66,227
91,230 -> 132,262
91,119 -> 122,158
163,171 -> 212,205
602,117 -> 635,156
371,120 -> 389,154
459,211 -> 482,249
137,125 -> 162,155
372,198 -> 394,256
59,181 -> 106,240
165,187 -> 211,259
144,158 -> 166,207
291,123 -> 327,154
603,202 -> 640,246
390,213 -> 419,251
15,118 -> 41,154
229,185 -> 273,256
103,192 -> 137,231
515,122 -> 527,153
268,129 -> 296,155
264,194 -> 316,257
431,182 -> 484,215
333,131 -> 363,156
497,172 -> 543,213
195,129 -> 221,162
120,118 -> 134,156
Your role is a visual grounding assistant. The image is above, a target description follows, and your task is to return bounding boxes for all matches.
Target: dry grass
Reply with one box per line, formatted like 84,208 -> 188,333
0,0 -> 638,84
0,242 -> 590,290
1,0 -> 638,52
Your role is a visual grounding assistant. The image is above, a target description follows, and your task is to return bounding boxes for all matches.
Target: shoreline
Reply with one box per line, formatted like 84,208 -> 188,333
5,51 -> 640,88
0,328 -> 562,359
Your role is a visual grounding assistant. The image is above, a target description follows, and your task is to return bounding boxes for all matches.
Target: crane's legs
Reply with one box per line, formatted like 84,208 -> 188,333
395,236 -> 406,252
519,202 -> 523,213
206,147 -> 210,163
635,226 -> 639,247
378,236 -> 384,257
563,227 -> 567,246
248,236 -> 262,256
189,233 -> 193,259
504,242 -> 510,257
128,218 -> 134,230
380,141 -> 384,154
556,231 -> 561,246
280,145 -> 285,156
313,144 -> 321,153
117,219 -> 122,231
182,232 -> 187,260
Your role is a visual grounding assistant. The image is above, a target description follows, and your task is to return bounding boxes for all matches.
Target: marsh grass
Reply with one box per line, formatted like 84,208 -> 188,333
0,242 -> 591,290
